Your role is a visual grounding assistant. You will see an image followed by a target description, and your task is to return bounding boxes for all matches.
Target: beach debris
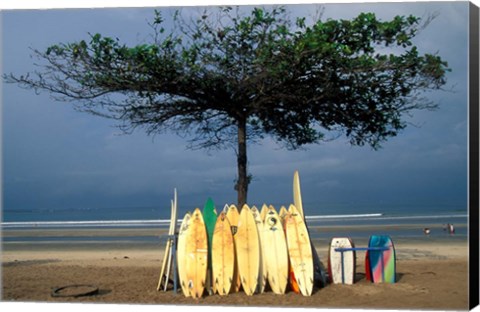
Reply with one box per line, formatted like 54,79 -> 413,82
51,284 -> 99,298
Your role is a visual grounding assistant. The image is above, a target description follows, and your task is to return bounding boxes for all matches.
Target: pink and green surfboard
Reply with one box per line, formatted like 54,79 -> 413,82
366,235 -> 396,283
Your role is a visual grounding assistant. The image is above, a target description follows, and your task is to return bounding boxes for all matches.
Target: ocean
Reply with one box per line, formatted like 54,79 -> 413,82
1,201 -> 468,248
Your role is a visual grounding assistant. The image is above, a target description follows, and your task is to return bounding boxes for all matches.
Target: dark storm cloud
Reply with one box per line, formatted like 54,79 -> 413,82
1,1 -> 470,214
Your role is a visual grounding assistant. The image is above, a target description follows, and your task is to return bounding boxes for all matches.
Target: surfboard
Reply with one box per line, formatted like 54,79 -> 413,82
251,205 -> 267,294
157,189 -> 178,291
260,204 -> 268,222
177,212 -> 191,297
225,204 -> 241,292
293,170 -> 327,287
278,206 -> 288,221
328,237 -> 356,285
367,235 -> 396,283
293,171 -> 304,217
185,208 -> 208,298
285,204 -> 314,296
279,205 -> 300,294
365,249 -> 371,281
236,204 -> 260,296
212,212 -> 235,296
203,197 -> 217,295
263,206 -> 289,295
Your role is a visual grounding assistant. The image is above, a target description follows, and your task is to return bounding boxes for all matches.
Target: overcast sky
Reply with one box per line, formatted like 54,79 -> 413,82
1,1 -> 471,216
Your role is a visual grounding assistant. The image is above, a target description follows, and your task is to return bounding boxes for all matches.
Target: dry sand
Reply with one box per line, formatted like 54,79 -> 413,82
1,237 -> 470,310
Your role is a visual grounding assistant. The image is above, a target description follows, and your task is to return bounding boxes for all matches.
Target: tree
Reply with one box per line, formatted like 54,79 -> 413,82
4,6 -> 450,207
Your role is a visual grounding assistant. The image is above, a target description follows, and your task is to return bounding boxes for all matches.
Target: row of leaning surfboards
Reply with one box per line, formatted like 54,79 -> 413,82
176,202 -> 316,298
157,171 -> 396,298
157,171 -> 326,297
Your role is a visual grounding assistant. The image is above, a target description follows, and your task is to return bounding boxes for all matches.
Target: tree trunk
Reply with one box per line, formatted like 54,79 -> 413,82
236,117 -> 248,208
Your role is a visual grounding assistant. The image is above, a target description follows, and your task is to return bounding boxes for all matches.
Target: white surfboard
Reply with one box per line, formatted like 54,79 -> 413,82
177,212 -> 192,296
263,206 -> 289,295
328,237 -> 356,285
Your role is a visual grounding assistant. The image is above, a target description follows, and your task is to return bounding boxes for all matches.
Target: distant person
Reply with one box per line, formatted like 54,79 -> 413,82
423,228 -> 430,235
444,223 -> 455,235
448,223 -> 455,235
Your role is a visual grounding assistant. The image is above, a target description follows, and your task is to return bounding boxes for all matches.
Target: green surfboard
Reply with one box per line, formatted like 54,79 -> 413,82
203,197 -> 217,294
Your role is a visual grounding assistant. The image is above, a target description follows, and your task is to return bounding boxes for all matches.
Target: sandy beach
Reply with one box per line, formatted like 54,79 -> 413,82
1,226 -> 470,311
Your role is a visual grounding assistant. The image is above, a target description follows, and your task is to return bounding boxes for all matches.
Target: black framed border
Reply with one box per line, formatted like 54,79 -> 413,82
469,1 -> 480,310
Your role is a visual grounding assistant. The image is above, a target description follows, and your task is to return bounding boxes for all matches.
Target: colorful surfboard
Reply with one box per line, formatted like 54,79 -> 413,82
236,204 -> 260,296
212,212 -> 235,296
366,235 -> 396,283
263,206 -> 289,295
285,204 -> 314,296
177,212 -> 191,297
225,204 -> 241,292
203,198 -> 217,294
328,237 -> 356,285
185,208 -> 208,298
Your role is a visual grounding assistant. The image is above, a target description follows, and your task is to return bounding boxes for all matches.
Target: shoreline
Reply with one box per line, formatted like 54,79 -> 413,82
1,221 -> 467,238
2,223 -> 468,254
1,238 -> 469,262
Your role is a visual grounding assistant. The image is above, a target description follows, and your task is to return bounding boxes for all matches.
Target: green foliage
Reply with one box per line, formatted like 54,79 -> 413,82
7,6 -> 449,150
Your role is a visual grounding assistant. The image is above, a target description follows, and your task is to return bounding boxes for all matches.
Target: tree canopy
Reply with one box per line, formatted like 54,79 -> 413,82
4,6 -> 450,206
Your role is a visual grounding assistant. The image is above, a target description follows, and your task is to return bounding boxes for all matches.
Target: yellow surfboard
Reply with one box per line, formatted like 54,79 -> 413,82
251,205 -> 267,294
225,204 -> 241,293
293,171 -> 305,217
263,206 -> 289,295
236,204 -> 260,296
185,208 -> 208,298
285,204 -> 314,296
278,205 -> 288,222
212,212 -> 235,296
280,204 -> 300,294
177,212 -> 191,297
293,170 -> 327,287
260,204 -> 268,222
